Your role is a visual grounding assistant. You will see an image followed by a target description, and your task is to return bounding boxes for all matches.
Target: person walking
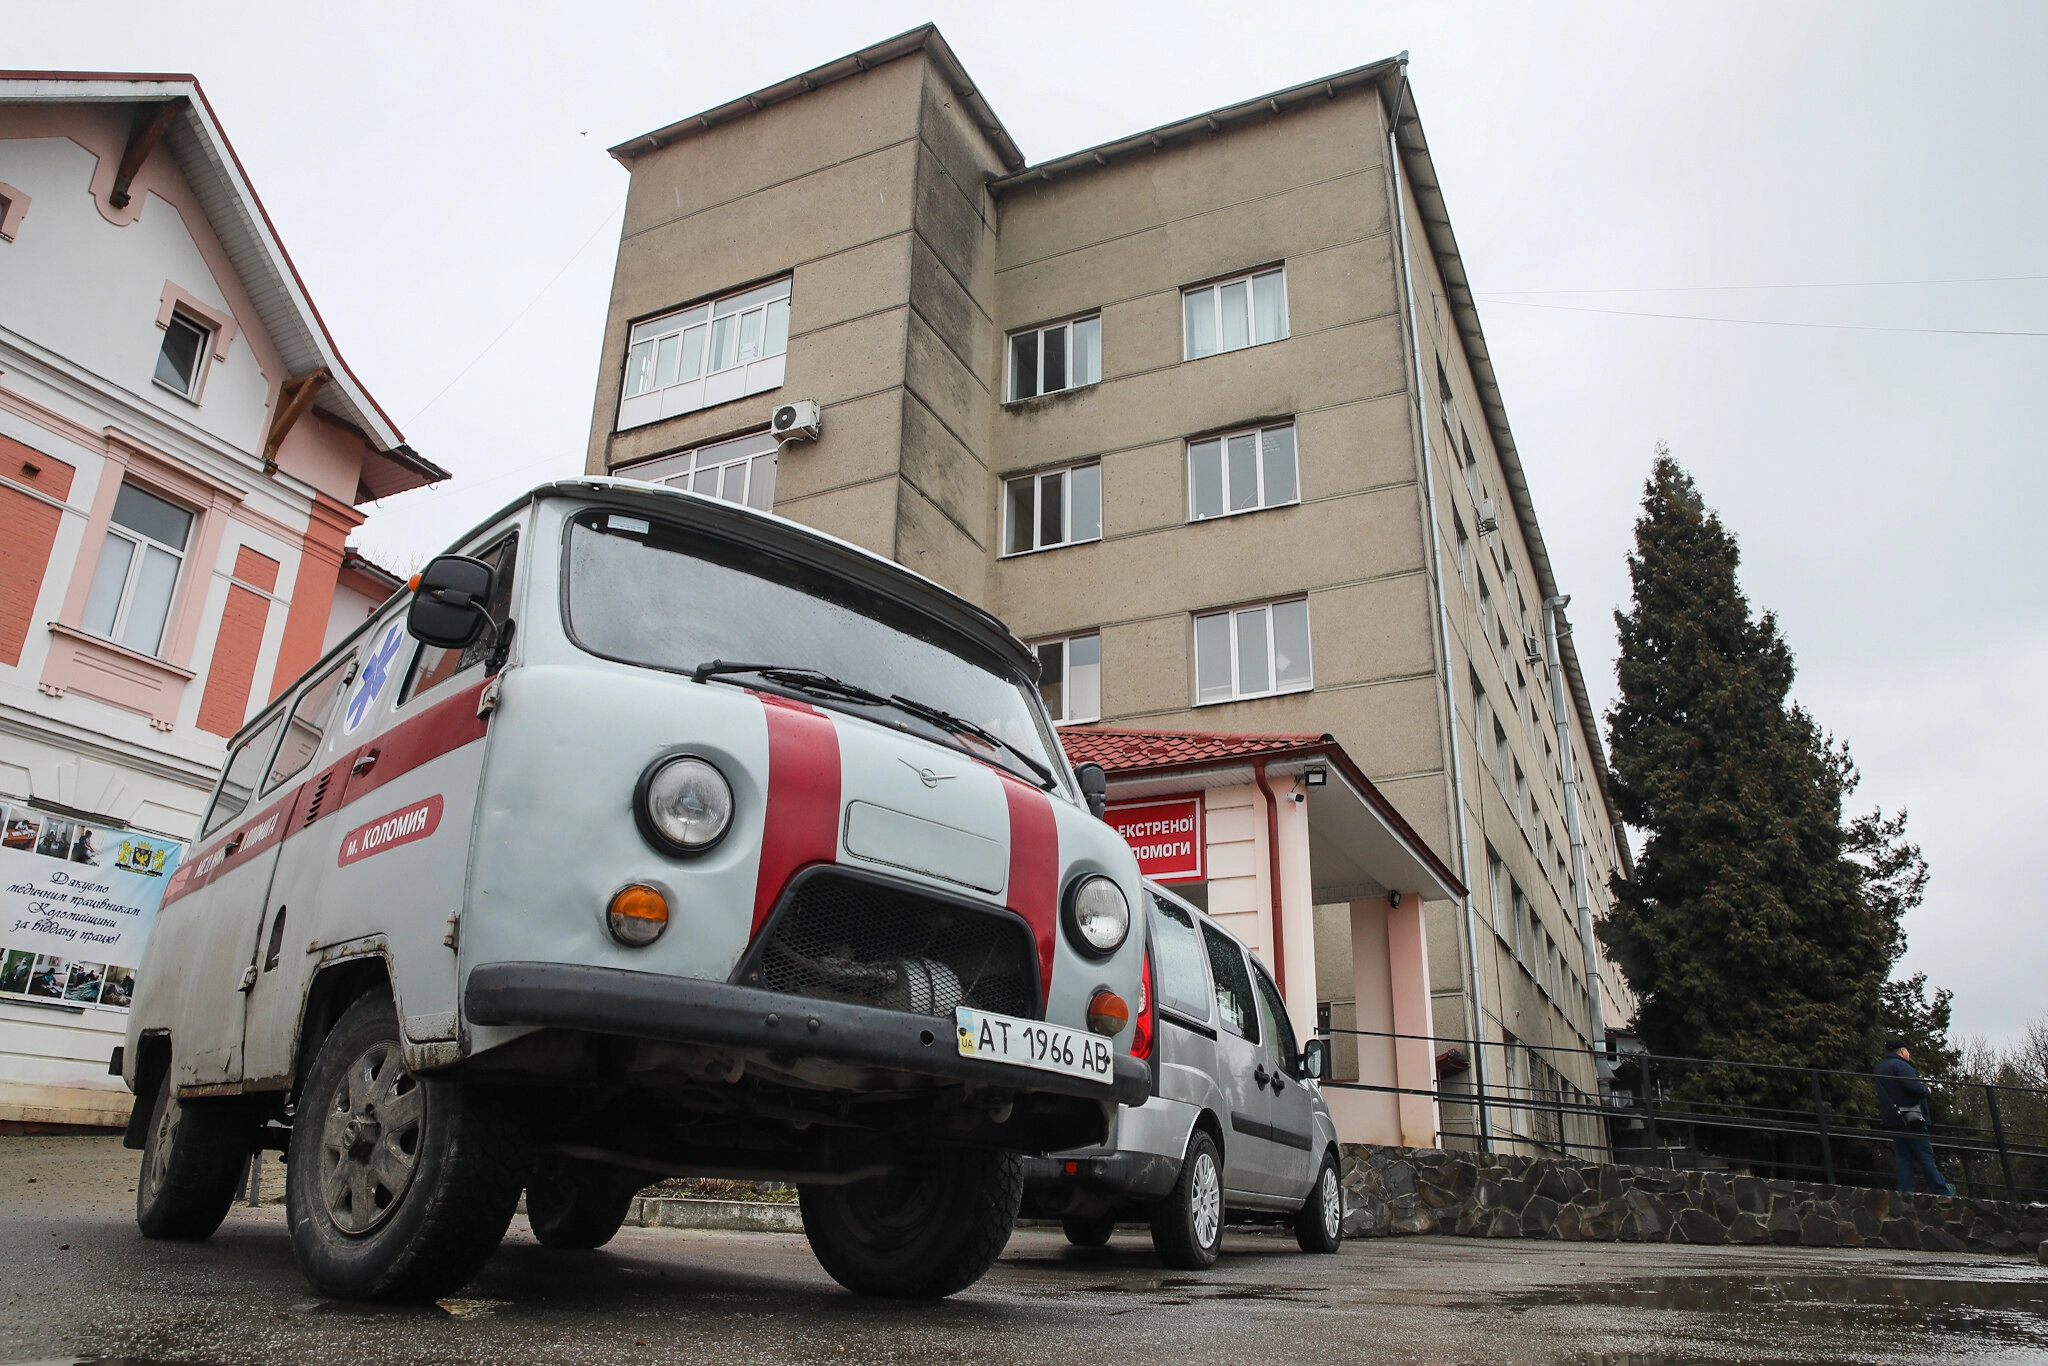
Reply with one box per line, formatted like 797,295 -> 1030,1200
1876,1039 -> 1951,1196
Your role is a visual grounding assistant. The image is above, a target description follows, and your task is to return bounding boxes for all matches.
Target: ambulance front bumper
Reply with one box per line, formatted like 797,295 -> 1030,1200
464,961 -> 1151,1107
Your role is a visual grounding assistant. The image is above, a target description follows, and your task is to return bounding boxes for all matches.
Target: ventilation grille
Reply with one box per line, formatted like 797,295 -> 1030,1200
740,871 -> 1037,1021
301,771 -> 332,828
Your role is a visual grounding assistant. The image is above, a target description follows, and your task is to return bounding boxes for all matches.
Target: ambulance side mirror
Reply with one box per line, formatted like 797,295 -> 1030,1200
408,554 -> 496,650
1075,762 -> 1108,819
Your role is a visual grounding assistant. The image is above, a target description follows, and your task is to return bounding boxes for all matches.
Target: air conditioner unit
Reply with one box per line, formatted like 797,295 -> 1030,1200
770,399 -> 821,443
1475,497 -> 1500,536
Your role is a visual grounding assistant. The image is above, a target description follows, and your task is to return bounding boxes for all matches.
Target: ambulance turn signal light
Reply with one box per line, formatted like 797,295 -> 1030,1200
1087,989 -> 1129,1037
607,884 -> 670,946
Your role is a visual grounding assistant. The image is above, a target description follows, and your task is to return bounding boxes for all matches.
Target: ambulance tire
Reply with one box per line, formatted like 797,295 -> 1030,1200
1149,1129 -> 1224,1270
1061,1215 -> 1117,1247
798,1146 -> 1022,1299
287,994 -> 528,1302
525,1154 -> 643,1250
1293,1152 -> 1344,1254
134,1081 -> 258,1241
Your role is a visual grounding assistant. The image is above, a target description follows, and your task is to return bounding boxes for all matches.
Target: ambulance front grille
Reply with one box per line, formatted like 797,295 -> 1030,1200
740,870 -> 1039,1021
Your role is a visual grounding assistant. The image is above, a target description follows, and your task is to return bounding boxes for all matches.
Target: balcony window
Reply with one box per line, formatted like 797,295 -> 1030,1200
616,429 -> 778,511
1193,598 -> 1311,704
1188,423 -> 1297,521
81,482 -> 192,658
618,278 -> 790,430
1183,268 -> 1287,360
1008,316 -> 1100,402
1003,463 -> 1101,556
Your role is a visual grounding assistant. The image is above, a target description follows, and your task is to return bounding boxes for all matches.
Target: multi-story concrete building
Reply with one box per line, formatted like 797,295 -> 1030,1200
584,27 -> 1633,1155
0,73 -> 442,1124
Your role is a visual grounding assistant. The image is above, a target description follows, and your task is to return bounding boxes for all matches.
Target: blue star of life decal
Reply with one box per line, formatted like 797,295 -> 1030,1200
346,622 -> 406,734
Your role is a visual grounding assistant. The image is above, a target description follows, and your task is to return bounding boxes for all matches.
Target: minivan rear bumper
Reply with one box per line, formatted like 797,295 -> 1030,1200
464,960 -> 1149,1107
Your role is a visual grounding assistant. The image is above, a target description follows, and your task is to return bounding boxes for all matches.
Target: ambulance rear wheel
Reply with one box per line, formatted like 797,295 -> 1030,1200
135,1080 -> 257,1241
286,994 -> 528,1301
798,1146 -> 1022,1299
526,1153 -> 643,1250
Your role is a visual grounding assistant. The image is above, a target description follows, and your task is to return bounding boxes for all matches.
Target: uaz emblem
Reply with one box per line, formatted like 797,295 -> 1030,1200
899,758 -> 957,788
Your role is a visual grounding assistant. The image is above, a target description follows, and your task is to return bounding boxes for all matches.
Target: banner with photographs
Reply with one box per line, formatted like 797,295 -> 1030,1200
0,802 -> 183,1014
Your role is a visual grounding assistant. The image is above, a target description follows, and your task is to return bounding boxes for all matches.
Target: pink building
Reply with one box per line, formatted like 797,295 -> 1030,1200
0,73 -> 443,1125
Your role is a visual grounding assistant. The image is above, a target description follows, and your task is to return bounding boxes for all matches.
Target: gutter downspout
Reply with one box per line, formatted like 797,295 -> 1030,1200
1385,62 -> 1492,1150
1252,758 -> 1287,994
1543,596 -> 1611,1094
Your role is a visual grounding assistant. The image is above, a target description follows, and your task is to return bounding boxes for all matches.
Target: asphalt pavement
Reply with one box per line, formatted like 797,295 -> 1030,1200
3,1135 -> 2045,1365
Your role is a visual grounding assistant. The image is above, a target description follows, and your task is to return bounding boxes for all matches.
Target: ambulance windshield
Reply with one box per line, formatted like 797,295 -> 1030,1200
564,510 -> 1061,788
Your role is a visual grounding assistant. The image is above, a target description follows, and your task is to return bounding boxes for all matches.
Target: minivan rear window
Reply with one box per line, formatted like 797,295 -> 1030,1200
1201,922 -> 1259,1043
1148,895 -> 1213,1022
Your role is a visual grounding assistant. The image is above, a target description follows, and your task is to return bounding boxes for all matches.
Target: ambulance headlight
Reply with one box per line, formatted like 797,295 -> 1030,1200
1062,875 -> 1130,958
635,754 -> 733,855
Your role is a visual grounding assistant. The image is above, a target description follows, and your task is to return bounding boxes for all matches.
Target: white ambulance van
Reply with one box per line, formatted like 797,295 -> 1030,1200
121,479 -> 1148,1302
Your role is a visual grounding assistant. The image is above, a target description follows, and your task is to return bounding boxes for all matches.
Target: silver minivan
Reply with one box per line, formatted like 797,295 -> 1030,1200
1021,881 -> 1342,1267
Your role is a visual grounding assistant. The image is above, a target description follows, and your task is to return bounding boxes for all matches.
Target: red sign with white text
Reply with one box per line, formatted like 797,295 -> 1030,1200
1106,796 -> 1204,883
337,796 -> 444,867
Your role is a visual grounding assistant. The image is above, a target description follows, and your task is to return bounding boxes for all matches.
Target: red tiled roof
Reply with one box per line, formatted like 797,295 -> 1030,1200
1058,727 -> 1332,773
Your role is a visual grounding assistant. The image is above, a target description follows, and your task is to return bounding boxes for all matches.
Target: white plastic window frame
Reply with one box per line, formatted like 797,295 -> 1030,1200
618,429 -> 779,512
152,309 -> 213,399
1186,422 -> 1299,522
1006,314 -> 1101,403
1192,597 -> 1312,706
1001,462 -> 1102,558
622,277 -> 793,403
1182,267 -> 1289,361
1031,632 -> 1102,725
81,483 -> 194,659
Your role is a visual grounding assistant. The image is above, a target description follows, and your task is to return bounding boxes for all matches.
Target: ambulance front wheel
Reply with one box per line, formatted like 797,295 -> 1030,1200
798,1146 -> 1023,1299
134,1080 -> 258,1240
286,994 -> 529,1302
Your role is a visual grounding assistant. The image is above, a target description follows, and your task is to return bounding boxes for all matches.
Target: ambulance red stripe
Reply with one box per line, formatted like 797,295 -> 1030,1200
998,774 -> 1060,1005
750,692 -> 842,935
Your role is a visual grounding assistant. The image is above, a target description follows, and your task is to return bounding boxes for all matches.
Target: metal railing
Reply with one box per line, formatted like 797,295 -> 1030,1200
1314,1026 -> 2048,1202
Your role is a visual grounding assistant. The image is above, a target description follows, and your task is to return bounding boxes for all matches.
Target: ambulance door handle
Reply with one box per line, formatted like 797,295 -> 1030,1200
351,748 -> 380,776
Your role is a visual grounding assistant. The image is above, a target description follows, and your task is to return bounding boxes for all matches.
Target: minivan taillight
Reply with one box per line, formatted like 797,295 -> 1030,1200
1131,952 -> 1156,1061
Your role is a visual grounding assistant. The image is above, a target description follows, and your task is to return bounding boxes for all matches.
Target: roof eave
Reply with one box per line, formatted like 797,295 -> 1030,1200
607,24 -> 1024,172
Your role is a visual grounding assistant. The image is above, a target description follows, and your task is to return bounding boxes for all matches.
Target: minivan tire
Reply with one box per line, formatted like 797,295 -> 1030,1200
1294,1151 -> 1344,1254
1149,1129 -> 1223,1270
1061,1215 -> 1116,1247
135,1081 -> 258,1241
286,994 -> 528,1302
798,1146 -> 1022,1299
525,1153 -> 643,1250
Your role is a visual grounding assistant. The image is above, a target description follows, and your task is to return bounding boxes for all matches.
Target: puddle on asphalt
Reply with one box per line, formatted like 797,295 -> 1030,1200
1499,1272 -> 2048,1351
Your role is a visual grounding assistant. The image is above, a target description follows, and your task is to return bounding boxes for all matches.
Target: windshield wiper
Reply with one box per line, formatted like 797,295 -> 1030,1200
690,660 -> 890,705
886,694 -> 1057,791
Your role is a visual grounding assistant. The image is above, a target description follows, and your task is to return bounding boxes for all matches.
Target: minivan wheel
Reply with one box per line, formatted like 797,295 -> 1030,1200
1294,1152 -> 1344,1254
135,1081 -> 257,1241
526,1153 -> 644,1250
1149,1130 -> 1223,1270
798,1146 -> 1022,1299
1061,1215 -> 1116,1247
286,995 -> 528,1302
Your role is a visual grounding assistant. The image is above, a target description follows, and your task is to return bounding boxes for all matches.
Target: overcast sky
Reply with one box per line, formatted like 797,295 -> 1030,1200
12,1 -> 2043,1044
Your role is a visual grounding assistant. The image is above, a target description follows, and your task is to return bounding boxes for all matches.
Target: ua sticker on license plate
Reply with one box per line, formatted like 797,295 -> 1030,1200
955,1006 -> 1116,1084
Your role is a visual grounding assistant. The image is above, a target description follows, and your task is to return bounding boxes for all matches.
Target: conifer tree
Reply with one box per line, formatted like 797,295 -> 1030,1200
1599,451 -> 1909,1108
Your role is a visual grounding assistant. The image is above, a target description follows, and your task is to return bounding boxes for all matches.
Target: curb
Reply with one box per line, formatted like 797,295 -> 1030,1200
625,1196 -> 804,1234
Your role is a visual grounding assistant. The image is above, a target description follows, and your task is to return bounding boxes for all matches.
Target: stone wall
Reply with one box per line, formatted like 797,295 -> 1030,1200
1341,1144 -> 2048,1256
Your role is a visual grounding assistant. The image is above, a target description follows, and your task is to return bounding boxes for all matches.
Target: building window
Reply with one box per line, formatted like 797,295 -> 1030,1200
1487,848 -> 1510,936
1492,720 -> 1511,792
618,278 -> 790,429
1454,517 -> 1473,595
1032,633 -> 1101,724
617,429 -> 778,511
153,311 -> 211,398
81,482 -> 193,657
1183,268 -> 1287,360
1003,463 -> 1100,556
1008,315 -> 1100,402
1194,598 -> 1310,704
1188,423 -> 1297,521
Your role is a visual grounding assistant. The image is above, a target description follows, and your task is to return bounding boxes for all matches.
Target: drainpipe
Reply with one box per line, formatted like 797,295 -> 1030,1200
1252,758 -> 1287,995
1385,63 -> 1492,1149
1542,596 -> 1611,1092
